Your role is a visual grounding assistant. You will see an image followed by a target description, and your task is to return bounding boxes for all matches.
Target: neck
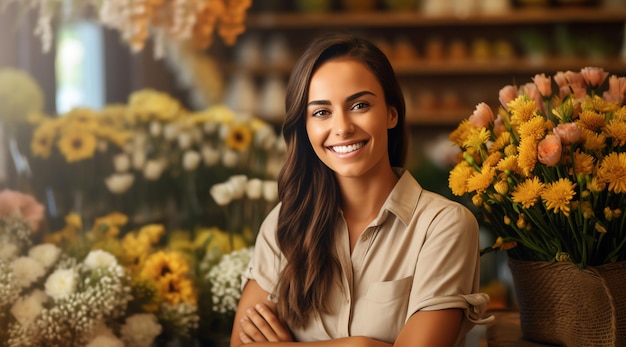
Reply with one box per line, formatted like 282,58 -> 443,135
338,166 -> 399,222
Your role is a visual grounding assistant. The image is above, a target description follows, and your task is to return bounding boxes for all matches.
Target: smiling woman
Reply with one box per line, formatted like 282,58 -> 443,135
230,32 -> 493,347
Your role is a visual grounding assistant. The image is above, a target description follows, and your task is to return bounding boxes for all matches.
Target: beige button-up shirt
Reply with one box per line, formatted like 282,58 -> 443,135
242,169 -> 491,345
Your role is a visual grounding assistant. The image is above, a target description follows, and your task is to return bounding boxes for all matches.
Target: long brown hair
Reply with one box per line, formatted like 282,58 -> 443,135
276,32 -> 407,328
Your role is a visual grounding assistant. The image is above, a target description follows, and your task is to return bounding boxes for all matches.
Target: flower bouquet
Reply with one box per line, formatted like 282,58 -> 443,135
449,67 -> 626,268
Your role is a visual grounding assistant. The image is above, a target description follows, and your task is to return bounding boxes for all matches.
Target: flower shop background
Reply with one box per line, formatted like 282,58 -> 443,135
2,0 -> 626,346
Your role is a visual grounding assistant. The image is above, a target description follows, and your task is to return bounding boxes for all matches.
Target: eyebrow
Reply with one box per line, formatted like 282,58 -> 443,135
307,91 -> 376,107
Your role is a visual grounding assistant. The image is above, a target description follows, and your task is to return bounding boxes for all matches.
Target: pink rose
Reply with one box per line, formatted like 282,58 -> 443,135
498,85 -> 518,110
468,102 -> 494,128
603,75 -> 626,103
581,67 -> 609,88
537,134 -> 562,167
564,70 -> 585,88
554,71 -> 568,89
532,73 -> 552,97
0,190 -> 45,232
520,83 -> 545,114
553,123 -> 581,144
493,115 -> 506,137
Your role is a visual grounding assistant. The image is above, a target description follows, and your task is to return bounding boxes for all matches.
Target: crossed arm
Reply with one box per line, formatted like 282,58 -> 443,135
229,280 -> 463,347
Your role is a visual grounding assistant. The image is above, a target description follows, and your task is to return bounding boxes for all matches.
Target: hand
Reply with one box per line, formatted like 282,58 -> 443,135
239,303 -> 293,344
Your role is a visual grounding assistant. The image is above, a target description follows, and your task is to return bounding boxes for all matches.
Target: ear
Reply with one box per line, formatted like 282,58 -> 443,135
387,106 -> 398,129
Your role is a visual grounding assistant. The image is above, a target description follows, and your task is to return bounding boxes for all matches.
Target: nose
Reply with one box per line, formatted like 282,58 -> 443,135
333,111 -> 354,137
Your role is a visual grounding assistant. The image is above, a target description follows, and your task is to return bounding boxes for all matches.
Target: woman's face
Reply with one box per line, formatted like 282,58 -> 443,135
305,56 -> 397,179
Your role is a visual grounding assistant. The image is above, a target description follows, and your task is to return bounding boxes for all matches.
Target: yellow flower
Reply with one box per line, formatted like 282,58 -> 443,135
496,155 -> 519,174
483,152 -> 502,168
604,119 -> 626,147
57,128 -> 97,162
467,165 -> 495,194
494,180 -> 509,195
92,212 -> 128,237
448,120 -> 474,147
541,178 -> 576,216
517,137 -> 538,176
463,127 -> 490,151
61,107 -> 99,131
94,126 -> 133,148
573,150 -> 595,176
157,275 -> 197,305
518,116 -> 547,141
128,89 -> 184,123
577,110 -> 606,132
597,152 -> 626,194
138,224 -> 165,244
511,177 -> 544,209
581,128 -> 607,153
141,251 -> 190,280
508,96 -> 538,128
490,132 -> 512,153
31,121 -> 56,158
449,161 -> 475,196
225,123 -> 253,151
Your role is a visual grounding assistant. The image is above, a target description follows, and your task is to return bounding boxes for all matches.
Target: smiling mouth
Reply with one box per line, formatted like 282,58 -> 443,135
329,141 -> 366,154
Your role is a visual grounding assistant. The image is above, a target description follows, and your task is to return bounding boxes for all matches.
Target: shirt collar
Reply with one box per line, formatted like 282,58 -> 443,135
371,168 -> 421,228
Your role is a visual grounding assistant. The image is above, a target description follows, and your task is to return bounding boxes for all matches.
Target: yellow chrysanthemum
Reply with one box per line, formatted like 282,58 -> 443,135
508,96 -> 538,127
614,106 -> 626,122
65,212 -> 83,229
467,165 -> 496,194
31,121 -> 56,158
194,227 -> 247,255
518,116 -> 547,141
573,150 -> 595,176
551,97 -> 576,122
597,152 -> 626,194
225,123 -> 252,151
493,180 -> 509,195
603,119 -> 626,147
128,89 -> 183,122
448,161 -> 475,196
577,110 -> 606,132
496,155 -> 519,174
490,132 -> 512,153
504,144 -> 517,157
92,212 -> 128,237
463,127 -> 491,151
587,177 -> 606,193
57,129 -> 97,162
121,233 -> 152,267
583,94 -> 619,114
580,200 -> 594,219
98,104 -> 128,128
517,137 -> 538,176
541,178 -> 576,216
94,126 -> 133,148
449,120 -> 474,147
511,177 -> 545,209
484,151 -> 502,168
580,128 -> 607,153
203,104 -> 237,124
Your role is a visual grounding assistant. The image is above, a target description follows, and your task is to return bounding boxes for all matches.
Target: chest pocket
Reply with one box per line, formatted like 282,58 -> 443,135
353,276 -> 413,343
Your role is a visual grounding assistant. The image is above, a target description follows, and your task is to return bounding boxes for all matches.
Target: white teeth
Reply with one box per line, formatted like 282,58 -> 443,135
332,142 -> 364,154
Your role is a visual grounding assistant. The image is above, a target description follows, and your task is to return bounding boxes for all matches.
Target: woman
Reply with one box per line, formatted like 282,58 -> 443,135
231,32 -> 491,347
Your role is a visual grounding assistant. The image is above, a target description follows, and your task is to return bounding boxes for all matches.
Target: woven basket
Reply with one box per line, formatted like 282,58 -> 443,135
508,259 -> 626,347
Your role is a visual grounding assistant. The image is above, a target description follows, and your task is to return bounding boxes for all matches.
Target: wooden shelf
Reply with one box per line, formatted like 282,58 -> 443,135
408,109 -> 472,126
226,57 -> 626,76
247,7 -> 626,28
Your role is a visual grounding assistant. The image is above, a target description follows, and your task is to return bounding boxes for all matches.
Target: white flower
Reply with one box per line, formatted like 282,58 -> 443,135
210,183 -> 233,206
178,131 -> 193,150
29,288 -> 48,304
143,159 -> 165,180
28,243 -> 61,269
149,120 -> 162,137
163,123 -> 179,141
254,124 -> 277,150
45,268 -> 78,300
246,178 -> 263,200
201,144 -> 220,166
182,150 -> 201,171
10,256 -> 45,288
87,335 -> 124,347
0,242 -> 19,261
206,247 -> 253,315
222,148 -> 239,168
263,180 -> 279,202
10,292 -> 44,327
105,173 -> 135,194
132,150 -> 147,170
228,175 -> 248,200
84,250 -> 118,269
113,153 -> 131,172
203,121 -> 219,134
121,313 -> 162,347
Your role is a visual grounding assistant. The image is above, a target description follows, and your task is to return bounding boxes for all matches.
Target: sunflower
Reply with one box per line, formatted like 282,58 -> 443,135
224,123 -> 252,151
31,121 -> 56,158
140,251 -> 190,281
156,275 -> 197,305
57,128 -> 97,162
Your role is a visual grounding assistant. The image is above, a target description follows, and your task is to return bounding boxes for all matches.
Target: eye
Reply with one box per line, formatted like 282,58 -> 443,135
351,102 -> 370,111
312,109 -> 330,117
